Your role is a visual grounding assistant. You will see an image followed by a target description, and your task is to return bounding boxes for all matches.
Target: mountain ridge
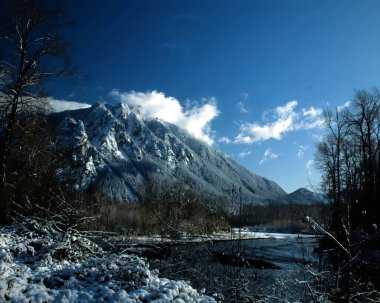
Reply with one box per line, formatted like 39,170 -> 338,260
266,187 -> 322,205
50,102 -> 314,205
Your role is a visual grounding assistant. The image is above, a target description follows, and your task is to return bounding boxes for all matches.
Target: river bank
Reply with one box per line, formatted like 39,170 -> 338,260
144,235 -> 319,302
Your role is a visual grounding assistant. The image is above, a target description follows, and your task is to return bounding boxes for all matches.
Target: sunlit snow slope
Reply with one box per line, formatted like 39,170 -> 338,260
51,102 -> 287,203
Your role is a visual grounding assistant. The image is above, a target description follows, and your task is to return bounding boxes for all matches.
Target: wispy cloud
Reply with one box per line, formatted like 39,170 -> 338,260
218,136 -> 232,144
337,100 -> 351,112
49,98 -> 91,112
236,101 -> 249,114
238,150 -> 252,158
109,90 -> 219,145
235,100 -> 324,143
259,148 -> 279,165
306,160 -> 315,175
296,145 -> 308,158
236,92 -> 250,114
312,134 -> 323,141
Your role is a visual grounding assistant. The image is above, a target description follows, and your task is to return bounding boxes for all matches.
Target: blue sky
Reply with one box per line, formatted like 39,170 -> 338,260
48,0 -> 380,193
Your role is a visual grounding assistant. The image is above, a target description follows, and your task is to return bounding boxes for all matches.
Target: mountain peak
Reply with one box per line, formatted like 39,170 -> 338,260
53,102 -> 287,203
285,187 -> 321,205
113,102 -> 131,119
291,187 -> 311,194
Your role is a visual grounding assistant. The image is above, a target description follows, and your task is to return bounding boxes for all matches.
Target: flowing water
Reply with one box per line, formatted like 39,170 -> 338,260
148,235 -> 320,302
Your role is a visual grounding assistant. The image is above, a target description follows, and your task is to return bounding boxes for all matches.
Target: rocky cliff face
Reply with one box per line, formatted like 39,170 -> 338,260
51,102 -> 287,203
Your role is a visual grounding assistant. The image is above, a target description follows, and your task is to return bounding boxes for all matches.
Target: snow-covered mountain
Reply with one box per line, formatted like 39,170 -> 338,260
51,102 -> 287,204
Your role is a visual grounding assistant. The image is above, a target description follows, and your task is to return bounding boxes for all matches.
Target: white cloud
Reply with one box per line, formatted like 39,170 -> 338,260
298,106 -> 324,130
259,148 -> 279,165
236,101 -> 249,113
238,150 -> 252,158
302,106 -> 321,118
49,98 -> 91,112
337,100 -> 351,112
218,136 -> 232,144
109,90 -> 219,145
296,145 -> 308,158
236,92 -> 250,114
306,159 -> 315,175
235,100 -> 324,143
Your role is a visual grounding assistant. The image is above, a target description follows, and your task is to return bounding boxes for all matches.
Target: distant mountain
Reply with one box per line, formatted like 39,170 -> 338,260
266,188 -> 323,205
51,102 -> 288,204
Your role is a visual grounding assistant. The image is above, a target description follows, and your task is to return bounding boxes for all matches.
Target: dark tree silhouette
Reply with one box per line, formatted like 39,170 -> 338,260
0,0 -> 74,223
313,88 -> 380,302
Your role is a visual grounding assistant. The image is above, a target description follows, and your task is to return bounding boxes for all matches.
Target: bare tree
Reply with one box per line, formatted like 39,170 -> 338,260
346,88 -> 380,225
315,108 -> 350,240
313,88 -> 380,302
0,0 -> 74,222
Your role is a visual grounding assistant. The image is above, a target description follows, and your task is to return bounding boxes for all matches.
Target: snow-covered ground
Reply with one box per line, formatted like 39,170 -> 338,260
128,228 -> 314,245
0,219 -> 216,302
229,228 -> 314,239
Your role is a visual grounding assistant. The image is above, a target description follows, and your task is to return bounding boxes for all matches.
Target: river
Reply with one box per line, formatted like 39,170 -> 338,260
148,234 -> 320,302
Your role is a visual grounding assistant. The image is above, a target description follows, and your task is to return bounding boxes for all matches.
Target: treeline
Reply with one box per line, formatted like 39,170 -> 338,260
310,88 -> 380,302
95,182 -> 229,238
316,88 -> 380,236
229,203 -> 327,233
95,184 -> 326,237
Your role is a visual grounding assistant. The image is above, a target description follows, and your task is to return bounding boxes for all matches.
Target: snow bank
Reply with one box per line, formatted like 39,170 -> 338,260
0,221 -> 216,302
229,228 -> 315,239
